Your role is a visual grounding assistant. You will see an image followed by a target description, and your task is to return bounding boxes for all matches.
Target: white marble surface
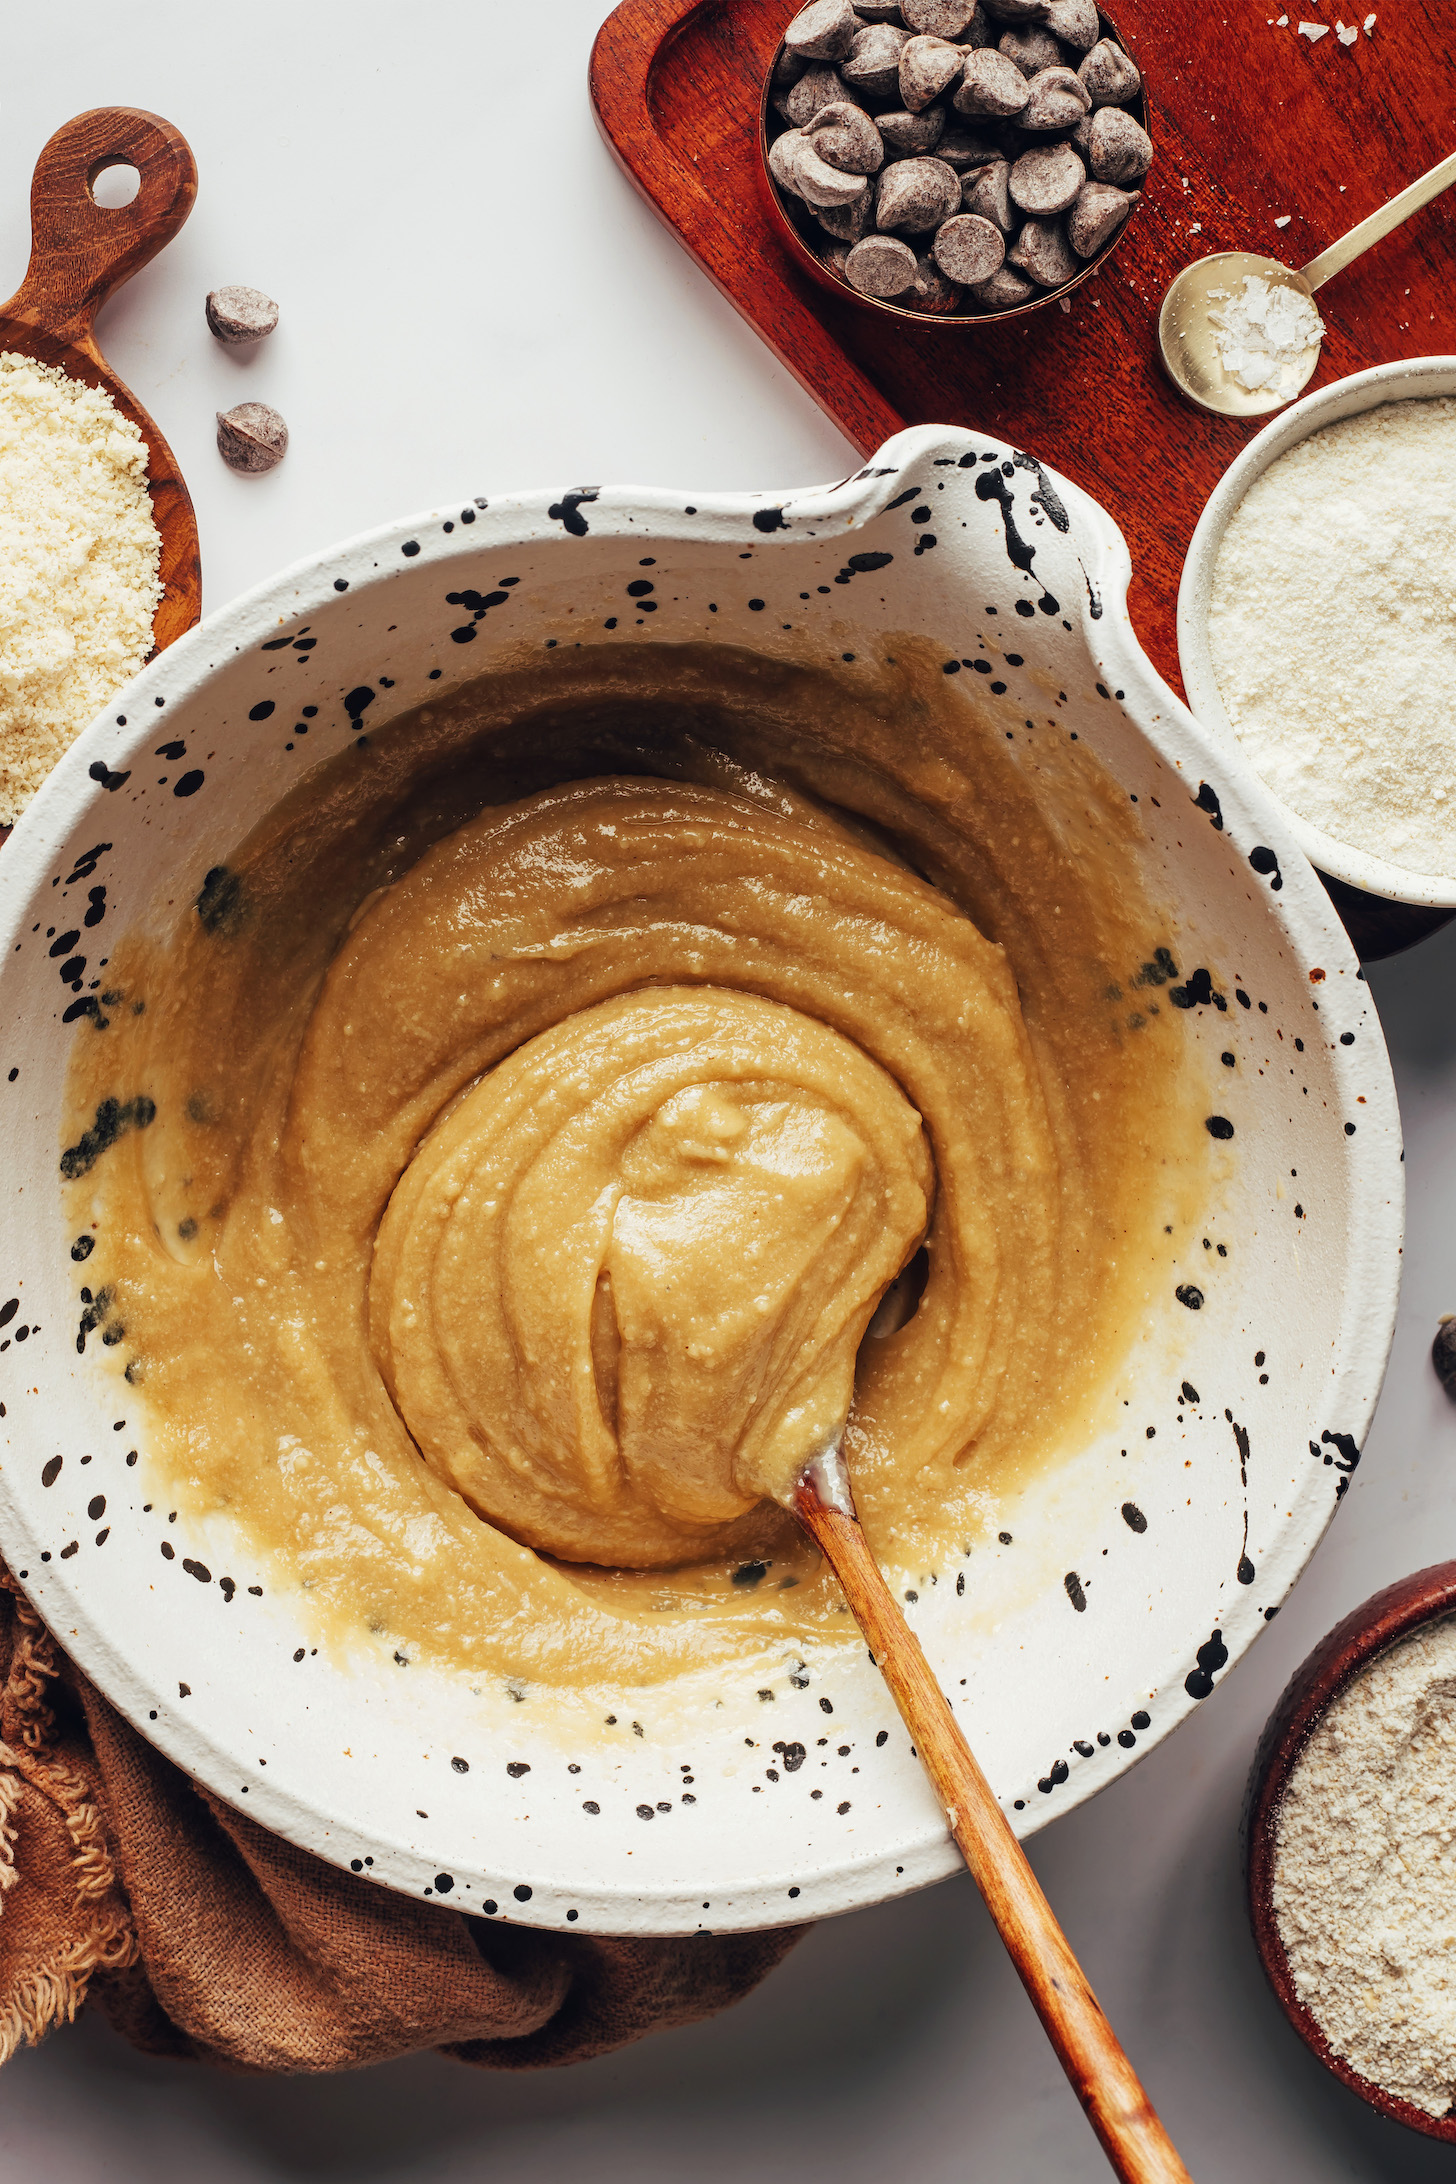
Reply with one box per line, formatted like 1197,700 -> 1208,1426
4,4 -> 1456,2177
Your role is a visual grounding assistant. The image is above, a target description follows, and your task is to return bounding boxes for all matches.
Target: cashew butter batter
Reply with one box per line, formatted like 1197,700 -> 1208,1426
63,641 -> 1211,1700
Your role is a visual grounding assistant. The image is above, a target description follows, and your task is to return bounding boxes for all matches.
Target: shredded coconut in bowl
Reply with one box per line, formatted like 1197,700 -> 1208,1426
1274,1613 -> 1456,2117
0,352 -> 162,825
1208,396 -> 1456,880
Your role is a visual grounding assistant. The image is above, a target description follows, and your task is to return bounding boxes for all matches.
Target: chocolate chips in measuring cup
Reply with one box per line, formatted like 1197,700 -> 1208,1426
766,0 -> 1151,313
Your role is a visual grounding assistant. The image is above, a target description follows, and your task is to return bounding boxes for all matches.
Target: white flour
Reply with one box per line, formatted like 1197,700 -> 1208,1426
1274,1614 -> 1456,2116
1207,396 -> 1456,878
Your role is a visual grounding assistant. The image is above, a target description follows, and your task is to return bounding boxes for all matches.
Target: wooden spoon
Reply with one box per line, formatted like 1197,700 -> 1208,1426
0,107 -> 201,815
794,1443 -> 1194,2184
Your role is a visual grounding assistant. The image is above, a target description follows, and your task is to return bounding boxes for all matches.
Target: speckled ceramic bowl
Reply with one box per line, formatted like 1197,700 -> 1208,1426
0,426 -> 1403,1936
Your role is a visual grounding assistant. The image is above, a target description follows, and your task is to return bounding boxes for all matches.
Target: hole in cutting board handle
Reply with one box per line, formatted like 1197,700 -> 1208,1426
88,161 -> 141,209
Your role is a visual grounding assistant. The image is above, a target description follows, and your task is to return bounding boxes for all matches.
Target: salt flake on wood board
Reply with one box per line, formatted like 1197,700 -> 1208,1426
1298,20 -> 1329,38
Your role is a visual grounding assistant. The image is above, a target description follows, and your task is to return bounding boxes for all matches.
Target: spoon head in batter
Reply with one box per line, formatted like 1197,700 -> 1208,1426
1158,251 -> 1323,418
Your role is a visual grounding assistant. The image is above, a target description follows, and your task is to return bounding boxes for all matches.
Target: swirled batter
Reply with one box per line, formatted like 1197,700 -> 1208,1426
63,641 -> 1211,1697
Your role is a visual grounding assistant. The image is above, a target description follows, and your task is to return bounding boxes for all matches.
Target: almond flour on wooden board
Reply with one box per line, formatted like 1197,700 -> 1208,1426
0,352 -> 162,825
1207,396 -> 1456,879
1273,1613 -> 1456,2116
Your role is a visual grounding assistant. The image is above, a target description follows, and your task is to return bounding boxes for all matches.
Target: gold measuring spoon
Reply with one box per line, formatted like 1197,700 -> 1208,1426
1159,148 -> 1456,417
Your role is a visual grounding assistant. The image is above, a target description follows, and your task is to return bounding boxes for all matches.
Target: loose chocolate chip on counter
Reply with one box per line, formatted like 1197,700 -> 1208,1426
955,49 -> 1032,118
901,252 -> 966,311
936,122 -> 1004,168
933,210 -> 1006,282
970,262 -> 1037,306
216,403 -> 288,474
900,34 -> 967,110
1044,0 -> 1099,47
810,101 -> 886,173
1079,36 -> 1141,104
877,155 -> 962,230
845,233 -> 919,295
1435,1316 -> 1456,1398
1008,213 -> 1078,286
1067,179 -> 1136,255
879,106 -> 948,155
1010,142 -> 1085,215
785,0 -> 859,63
205,285 -> 280,345
1021,62 -> 1092,129
902,0 -> 980,33
841,22 -> 911,99
1089,106 -> 1153,184
999,24 -> 1062,72
781,63 -> 852,125
963,157 -> 1014,231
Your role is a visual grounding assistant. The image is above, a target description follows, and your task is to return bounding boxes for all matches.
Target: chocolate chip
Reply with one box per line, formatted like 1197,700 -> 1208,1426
902,0 -> 981,33
841,22 -> 910,99
785,0 -> 859,64
1434,1317 -> 1456,1399
955,48 -> 1032,117
901,251 -> 966,312
1007,213 -> 1078,285
1044,0 -> 1099,49
970,263 -> 1037,307
816,177 -> 880,240
900,33 -> 968,110
981,0 -> 1056,22
1009,142 -> 1085,215
1067,180 -> 1137,256
205,286 -> 279,345
963,157 -> 1014,231
809,101 -> 886,174
845,233 -> 919,295
878,106 -> 948,155
1021,62 -> 1091,129
1079,37 -> 1141,106
877,155 -> 962,231
936,122 -> 1004,168
998,25 -> 1063,73
933,211 -> 1006,282
782,63 -> 853,127
1089,106 -> 1153,185
216,403 -> 288,474
798,141 -> 872,207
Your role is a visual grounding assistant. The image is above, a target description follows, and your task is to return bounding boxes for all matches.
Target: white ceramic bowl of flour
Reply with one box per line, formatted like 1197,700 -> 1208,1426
1178,356 -> 1456,908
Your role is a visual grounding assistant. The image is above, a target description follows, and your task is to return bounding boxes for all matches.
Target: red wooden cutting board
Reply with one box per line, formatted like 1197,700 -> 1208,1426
590,0 -> 1456,957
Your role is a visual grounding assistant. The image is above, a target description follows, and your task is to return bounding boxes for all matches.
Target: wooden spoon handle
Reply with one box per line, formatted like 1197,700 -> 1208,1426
1,108 -> 197,350
795,1473 -> 1194,2184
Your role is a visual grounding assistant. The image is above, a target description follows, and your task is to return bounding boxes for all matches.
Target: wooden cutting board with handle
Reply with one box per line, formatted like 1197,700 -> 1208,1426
0,107 -> 201,835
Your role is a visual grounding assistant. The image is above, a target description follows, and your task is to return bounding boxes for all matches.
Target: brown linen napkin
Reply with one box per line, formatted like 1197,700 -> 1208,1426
0,1567 -> 802,2072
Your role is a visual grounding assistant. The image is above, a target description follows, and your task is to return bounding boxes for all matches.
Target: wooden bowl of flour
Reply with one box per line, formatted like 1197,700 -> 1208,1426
1246,1561 -> 1456,2142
